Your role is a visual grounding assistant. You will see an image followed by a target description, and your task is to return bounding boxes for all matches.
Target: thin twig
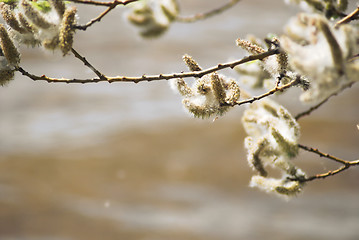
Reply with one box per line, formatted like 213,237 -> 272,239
303,165 -> 350,181
176,0 -> 241,23
16,67 -> 98,83
71,48 -> 106,79
231,77 -> 298,107
68,0 -> 138,7
74,6 -> 114,30
288,144 -> 359,182
15,48 -> 279,84
335,6 -> 359,28
298,144 -> 348,164
348,54 -> 359,62
295,81 -> 355,120
72,0 -> 139,30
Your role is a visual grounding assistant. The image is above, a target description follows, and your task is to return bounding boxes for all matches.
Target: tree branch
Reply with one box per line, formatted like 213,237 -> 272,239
295,81 -> 355,120
71,48 -> 106,79
71,0 -> 139,30
68,0 -> 138,7
298,144 -> 348,164
74,6 -> 115,30
335,6 -> 359,28
231,76 -> 298,107
15,48 -> 279,84
288,144 -> 359,182
176,0 -> 241,23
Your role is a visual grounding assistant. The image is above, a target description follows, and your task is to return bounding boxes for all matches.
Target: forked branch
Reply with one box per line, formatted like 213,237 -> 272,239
71,0 -> 139,30
71,48 -> 106,79
289,144 -> 359,182
232,77 -> 299,107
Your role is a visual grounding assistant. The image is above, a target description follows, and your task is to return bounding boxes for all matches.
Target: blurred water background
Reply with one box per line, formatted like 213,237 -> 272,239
0,0 -> 359,240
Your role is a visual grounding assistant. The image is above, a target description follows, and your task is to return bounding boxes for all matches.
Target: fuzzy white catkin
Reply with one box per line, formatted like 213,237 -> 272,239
242,99 -> 305,198
242,99 -> 299,144
170,73 -> 240,118
0,56 -> 15,86
2,0 -> 77,54
242,99 -> 300,162
250,175 -> 304,200
281,13 -> 359,103
127,0 -> 179,38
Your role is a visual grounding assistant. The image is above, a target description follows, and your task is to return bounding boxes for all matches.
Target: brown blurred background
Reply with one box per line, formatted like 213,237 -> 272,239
0,1 -> 359,240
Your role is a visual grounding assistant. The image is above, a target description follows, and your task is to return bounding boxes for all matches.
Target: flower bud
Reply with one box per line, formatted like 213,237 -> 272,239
183,54 -> 202,72
59,7 -> 76,55
236,38 -> 265,54
18,12 -> 38,34
224,79 -> 240,104
43,36 -> 59,50
0,2 -> 27,34
317,19 -> 344,75
169,78 -> 193,96
0,67 -> 15,86
21,0 -> 55,29
0,24 -> 20,66
49,0 -> 66,17
160,0 -> 179,22
211,73 -> 226,105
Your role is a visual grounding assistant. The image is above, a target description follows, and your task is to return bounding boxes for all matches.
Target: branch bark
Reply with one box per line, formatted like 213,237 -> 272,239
16,48 -> 279,84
